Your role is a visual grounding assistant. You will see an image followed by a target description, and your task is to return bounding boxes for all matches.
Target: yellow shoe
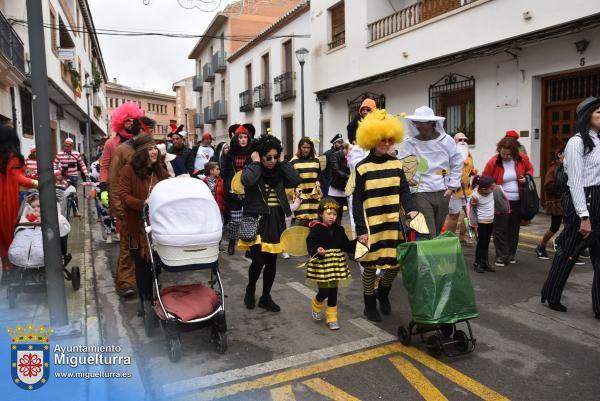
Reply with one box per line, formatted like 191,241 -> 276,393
326,306 -> 339,330
311,298 -> 324,321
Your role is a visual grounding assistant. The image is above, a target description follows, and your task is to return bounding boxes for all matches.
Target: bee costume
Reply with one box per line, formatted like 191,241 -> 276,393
352,109 -> 417,322
306,198 -> 355,330
290,138 -> 322,223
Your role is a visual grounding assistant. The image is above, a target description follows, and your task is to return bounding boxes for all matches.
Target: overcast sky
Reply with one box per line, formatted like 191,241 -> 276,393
88,0 -> 228,94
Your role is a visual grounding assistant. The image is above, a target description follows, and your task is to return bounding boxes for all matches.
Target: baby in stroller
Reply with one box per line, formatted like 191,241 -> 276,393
6,192 -> 78,307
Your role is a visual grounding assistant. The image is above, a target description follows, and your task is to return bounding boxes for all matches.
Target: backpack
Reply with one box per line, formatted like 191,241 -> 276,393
552,163 -> 568,196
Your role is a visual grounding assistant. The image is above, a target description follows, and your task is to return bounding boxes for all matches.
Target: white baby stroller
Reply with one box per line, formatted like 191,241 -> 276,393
144,177 -> 227,362
7,191 -> 80,308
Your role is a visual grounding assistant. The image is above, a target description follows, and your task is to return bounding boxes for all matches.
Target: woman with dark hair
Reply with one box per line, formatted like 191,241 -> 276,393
482,136 -> 534,266
0,126 -> 37,284
290,137 -> 322,225
536,142 -> 566,259
239,135 -> 301,312
542,97 -> 600,316
117,135 -> 168,303
222,124 -> 255,255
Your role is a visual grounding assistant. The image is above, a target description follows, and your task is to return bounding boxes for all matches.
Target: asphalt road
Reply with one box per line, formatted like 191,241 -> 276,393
94,221 -> 600,401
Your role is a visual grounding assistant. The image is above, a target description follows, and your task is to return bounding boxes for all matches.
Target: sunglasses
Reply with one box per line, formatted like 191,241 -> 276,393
360,107 -> 372,113
457,138 -> 468,143
264,155 -> 279,161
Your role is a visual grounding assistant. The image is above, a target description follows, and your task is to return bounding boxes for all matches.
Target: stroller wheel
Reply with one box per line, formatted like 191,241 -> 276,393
212,329 -> 227,354
453,330 -> 470,353
425,335 -> 443,358
397,326 -> 411,346
7,287 -> 17,309
143,301 -> 156,338
71,266 -> 81,291
167,336 -> 182,363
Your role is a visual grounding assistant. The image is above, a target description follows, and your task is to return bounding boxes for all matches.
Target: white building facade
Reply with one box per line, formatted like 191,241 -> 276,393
310,0 -> 600,183
228,2 -> 320,157
1,0 -> 108,156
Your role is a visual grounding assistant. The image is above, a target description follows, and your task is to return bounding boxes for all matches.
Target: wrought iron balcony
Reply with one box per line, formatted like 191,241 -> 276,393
239,89 -> 253,112
203,62 -> 215,82
214,100 -> 227,120
192,74 -> 203,91
194,112 -> 204,128
212,50 -> 226,73
0,12 -> 25,75
253,83 -> 272,108
274,72 -> 295,102
204,106 -> 216,124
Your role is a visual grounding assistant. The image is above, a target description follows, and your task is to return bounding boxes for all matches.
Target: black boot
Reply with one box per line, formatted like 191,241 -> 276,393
473,261 -> 485,273
244,285 -> 255,309
227,240 -> 235,256
376,285 -> 392,315
363,294 -> 382,322
481,250 -> 495,272
258,295 -> 281,312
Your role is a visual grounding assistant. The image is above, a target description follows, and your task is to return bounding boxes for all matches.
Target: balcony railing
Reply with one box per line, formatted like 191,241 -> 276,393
274,72 -> 295,102
368,0 -> 479,43
239,89 -> 254,112
194,112 -> 204,128
212,50 -> 226,73
327,31 -> 345,50
203,62 -> 215,82
253,83 -> 272,108
204,106 -> 215,124
0,12 -> 25,75
214,100 -> 227,120
192,74 -> 203,91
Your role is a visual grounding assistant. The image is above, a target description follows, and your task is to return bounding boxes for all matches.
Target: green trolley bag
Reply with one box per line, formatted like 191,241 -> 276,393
397,232 -> 479,325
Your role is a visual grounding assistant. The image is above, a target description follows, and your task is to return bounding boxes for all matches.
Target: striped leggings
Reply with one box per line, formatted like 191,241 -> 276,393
541,187 -> 600,316
362,267 -> 400,295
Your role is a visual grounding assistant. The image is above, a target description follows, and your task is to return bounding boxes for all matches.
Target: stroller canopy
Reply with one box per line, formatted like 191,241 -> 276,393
149,178 -> 222,247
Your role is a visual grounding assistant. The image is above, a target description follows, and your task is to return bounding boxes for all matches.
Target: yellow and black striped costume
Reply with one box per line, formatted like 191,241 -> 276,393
306,222 -> 354,288
352,153 -> 416,270
237,184 -> 285,254
290,156 -> 321,221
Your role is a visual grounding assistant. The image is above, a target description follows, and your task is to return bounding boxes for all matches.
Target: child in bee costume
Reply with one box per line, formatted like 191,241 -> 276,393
353,109 -> 418,322
307,197 -> 357,330
290,137 -> 322,225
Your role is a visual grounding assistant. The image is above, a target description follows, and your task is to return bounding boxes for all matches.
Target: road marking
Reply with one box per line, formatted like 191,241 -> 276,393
286,281 -> 316,299
175,344 -> 402,401
389,355 -> 449,401
270,384 -> 297,401
163,336 -> 391,397
400,345 -> 510,401
302,378 -> 361,401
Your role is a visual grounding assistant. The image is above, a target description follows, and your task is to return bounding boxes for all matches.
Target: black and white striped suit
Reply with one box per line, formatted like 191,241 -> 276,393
541,130 -> 600,316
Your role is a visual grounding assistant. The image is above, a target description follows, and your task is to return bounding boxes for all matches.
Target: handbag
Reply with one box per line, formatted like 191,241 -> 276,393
238,216 -> 261,241
238,185 -> 270,241
520,175 -> 539,220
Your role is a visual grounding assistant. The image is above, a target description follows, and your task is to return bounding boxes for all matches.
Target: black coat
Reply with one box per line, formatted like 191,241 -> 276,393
241,161 -> 301,217
330,149 -> 350,191
306,223 -> 356,256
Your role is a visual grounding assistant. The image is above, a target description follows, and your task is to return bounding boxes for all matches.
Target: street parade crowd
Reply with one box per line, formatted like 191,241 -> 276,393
1,96 -> 600,332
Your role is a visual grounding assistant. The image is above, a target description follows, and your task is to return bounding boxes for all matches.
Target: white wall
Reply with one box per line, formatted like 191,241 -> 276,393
310,0 -> 600,93
229,11 -> 319,152
318,27 -> 600,177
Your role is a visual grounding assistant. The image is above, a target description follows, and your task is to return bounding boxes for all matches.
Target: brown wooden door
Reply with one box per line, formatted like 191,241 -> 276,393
541,68 -> 600,202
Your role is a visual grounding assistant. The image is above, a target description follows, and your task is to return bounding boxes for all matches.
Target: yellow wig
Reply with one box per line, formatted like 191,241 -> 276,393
356,109 -> 404,150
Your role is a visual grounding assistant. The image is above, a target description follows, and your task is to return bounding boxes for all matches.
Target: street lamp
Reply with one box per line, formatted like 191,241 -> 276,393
83,73 -> 92,165
295,47 -> 309,138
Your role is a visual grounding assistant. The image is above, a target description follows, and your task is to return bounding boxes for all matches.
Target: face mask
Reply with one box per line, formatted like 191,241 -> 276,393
456,143 -> 469,160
